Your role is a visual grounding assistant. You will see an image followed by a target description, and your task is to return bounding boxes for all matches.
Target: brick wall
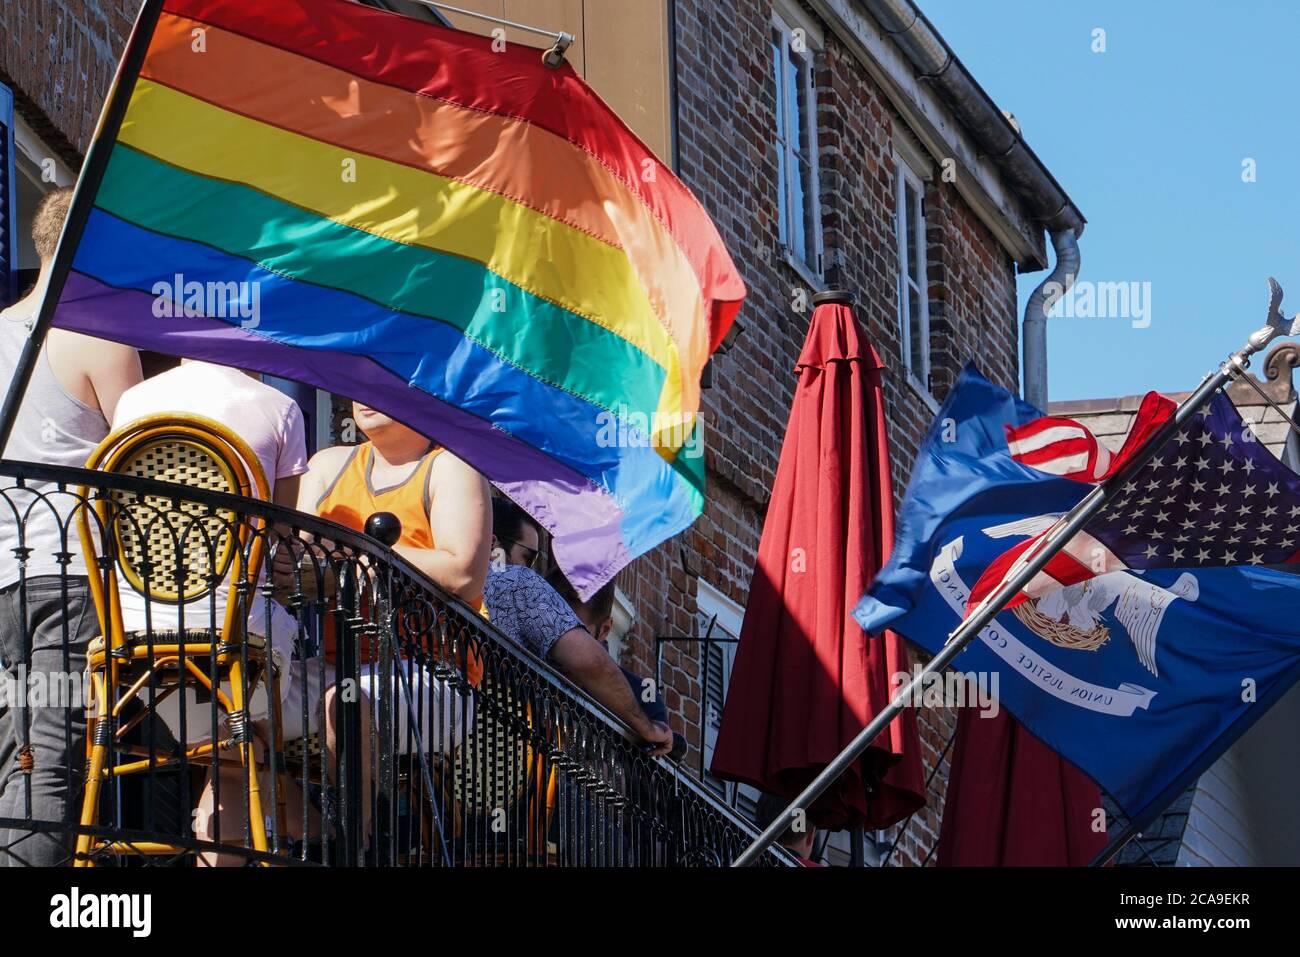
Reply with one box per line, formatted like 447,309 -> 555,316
611,0 -> 1022,867
0,0 -> 137,161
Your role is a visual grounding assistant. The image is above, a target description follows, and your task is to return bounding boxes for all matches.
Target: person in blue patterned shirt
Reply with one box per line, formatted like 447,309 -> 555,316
483,497 -> 671,755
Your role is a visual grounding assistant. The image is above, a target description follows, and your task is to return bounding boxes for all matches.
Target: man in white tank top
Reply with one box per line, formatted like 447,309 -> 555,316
0,188 -> 142,866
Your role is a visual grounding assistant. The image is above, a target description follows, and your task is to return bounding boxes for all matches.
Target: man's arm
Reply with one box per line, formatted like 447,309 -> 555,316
273,475 -> 301,509
48,329 -> 141,423
273,401 -> 308,509
394,450 -> 490,602
271,446 -> 351,599
549,628 -> 673,756
294,446 -> 349,516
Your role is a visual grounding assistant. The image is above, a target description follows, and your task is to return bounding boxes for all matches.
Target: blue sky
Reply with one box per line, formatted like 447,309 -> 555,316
921,0 -> 1300,402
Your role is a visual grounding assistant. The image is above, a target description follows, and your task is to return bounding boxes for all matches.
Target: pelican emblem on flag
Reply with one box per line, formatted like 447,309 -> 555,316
982,515 -> 1199,675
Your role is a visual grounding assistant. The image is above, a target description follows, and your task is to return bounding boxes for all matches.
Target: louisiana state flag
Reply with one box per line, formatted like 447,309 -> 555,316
854,365 -> 1300,832
46,0 -> 743,597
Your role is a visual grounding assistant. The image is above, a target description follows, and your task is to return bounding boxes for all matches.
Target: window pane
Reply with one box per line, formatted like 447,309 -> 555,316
791,49 -> 817,166
776,144 -> 788,247
905,180 -> 921,286
789,154 -> 807,263
909,279 -> 926,378
898,280 -> 911,368
775,27 -> 819,270
795,157 -> 817,266
785,47 -> 803,155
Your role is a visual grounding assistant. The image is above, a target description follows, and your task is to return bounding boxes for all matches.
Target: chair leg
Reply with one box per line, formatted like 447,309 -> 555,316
265,664 -> 289,852
74,670 -> 109,868
226,658 -> 270,859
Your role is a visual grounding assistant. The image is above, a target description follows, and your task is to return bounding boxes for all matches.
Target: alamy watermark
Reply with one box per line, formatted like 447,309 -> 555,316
1044,274 -> 1152,328
595,404 -> 704,459
151,274 -> 262,329
0,667 -> 86,710
889,666 -> 999,717
49,888 -> 151,937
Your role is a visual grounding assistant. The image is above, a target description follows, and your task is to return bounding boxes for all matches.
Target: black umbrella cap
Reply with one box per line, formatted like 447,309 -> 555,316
811,289 -> 854,307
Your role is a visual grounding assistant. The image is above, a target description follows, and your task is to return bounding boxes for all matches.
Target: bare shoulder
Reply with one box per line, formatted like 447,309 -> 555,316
45,328 -> 140,414
429,447 -> 482,482
306,444 -> 356,476
50,328 -> 137,367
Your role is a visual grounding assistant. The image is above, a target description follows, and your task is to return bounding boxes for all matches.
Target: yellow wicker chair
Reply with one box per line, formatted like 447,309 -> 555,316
73,413 -> 286,866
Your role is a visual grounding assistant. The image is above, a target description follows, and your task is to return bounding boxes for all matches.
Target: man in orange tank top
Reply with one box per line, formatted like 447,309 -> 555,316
302,402 -> 490,605
279,403 -> 490,844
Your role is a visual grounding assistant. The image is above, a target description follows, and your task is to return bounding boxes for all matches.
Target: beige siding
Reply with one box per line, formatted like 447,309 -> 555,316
439,0 -> 673,162
1176,747 -> 1262,866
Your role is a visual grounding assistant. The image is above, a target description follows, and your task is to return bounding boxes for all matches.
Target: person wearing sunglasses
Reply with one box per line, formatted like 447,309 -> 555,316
491,497 -> 542,570
483,496 -> 672,757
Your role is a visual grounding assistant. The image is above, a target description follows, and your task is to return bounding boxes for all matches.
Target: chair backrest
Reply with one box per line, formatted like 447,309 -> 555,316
77,413 -> 271,637
453,675 -> 533,817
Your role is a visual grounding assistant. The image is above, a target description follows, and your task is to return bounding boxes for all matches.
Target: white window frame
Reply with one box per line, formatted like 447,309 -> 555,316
772,8 -> 824,285
604,586 -> 637,664
894,154 -> 936,411
697,579 -> 760,816
11,114 -> 76,273
314,389 -> 335,454
12,113 -> 76,187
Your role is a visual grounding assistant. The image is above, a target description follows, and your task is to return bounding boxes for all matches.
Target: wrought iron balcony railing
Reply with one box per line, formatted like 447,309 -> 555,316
0,460 -> 792,867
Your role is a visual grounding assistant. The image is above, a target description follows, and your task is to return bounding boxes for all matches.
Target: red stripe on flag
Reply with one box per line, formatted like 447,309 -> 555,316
1005,416 -> 1100,480
964,535 -> 1095,618
1006,391 -> 1176,484
1035,550 -> 1095,591
965,538 -> 1034,612
1109,391 -> 1177,477
1013,437 -> 1095,469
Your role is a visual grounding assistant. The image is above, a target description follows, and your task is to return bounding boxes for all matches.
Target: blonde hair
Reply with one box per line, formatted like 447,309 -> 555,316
31,186 -> 75,263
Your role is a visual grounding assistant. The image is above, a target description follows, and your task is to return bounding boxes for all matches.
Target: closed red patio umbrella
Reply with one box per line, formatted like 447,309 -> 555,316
710,290 -> 925,830
936,707 -> 1106,866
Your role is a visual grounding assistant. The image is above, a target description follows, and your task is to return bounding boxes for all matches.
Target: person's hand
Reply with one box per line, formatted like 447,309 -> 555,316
643,720 -> 674,758
269,537 -> 339,601
270,539 -> 300,588
270,538 -> 305,598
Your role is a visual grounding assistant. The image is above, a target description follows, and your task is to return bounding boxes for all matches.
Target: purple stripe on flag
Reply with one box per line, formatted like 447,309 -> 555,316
53,270 -> 631,598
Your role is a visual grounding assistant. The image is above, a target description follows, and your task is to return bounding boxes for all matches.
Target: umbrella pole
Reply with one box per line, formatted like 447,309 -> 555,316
849,825 -> 866,867
733,313 -> 1289,867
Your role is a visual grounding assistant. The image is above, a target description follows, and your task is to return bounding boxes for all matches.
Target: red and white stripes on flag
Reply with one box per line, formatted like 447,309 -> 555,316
1004,391 -> 1175,484
1005,417 -> 1114,481
965,391 -> 1177,615
965,527 -> 1131,616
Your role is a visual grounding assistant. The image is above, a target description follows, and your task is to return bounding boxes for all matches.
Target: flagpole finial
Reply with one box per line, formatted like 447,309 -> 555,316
1249,277 -> 1300,353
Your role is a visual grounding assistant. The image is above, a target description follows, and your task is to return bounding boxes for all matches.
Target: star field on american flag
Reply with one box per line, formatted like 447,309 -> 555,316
1089,392 -> 1300,569
965,388 -> 1300,615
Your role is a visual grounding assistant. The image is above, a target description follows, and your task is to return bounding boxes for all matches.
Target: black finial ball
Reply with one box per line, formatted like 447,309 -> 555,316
365,511 -> 402,547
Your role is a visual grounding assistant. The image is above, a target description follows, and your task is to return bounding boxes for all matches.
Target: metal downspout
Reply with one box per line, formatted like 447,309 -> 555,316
1022,229 -> 1080,409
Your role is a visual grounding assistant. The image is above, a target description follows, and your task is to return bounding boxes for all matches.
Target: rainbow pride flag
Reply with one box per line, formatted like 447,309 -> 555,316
50,0 -> 744,597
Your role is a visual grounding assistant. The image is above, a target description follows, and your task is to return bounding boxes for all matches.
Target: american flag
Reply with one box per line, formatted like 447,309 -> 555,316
966,389 -> 1300,614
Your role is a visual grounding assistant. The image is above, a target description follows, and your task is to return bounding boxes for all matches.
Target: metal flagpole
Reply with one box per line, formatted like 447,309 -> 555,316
1089,815 -> 1142,867
734,281 -> 1299,867
0,0 -> 164,453
405,1 -> 575,66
